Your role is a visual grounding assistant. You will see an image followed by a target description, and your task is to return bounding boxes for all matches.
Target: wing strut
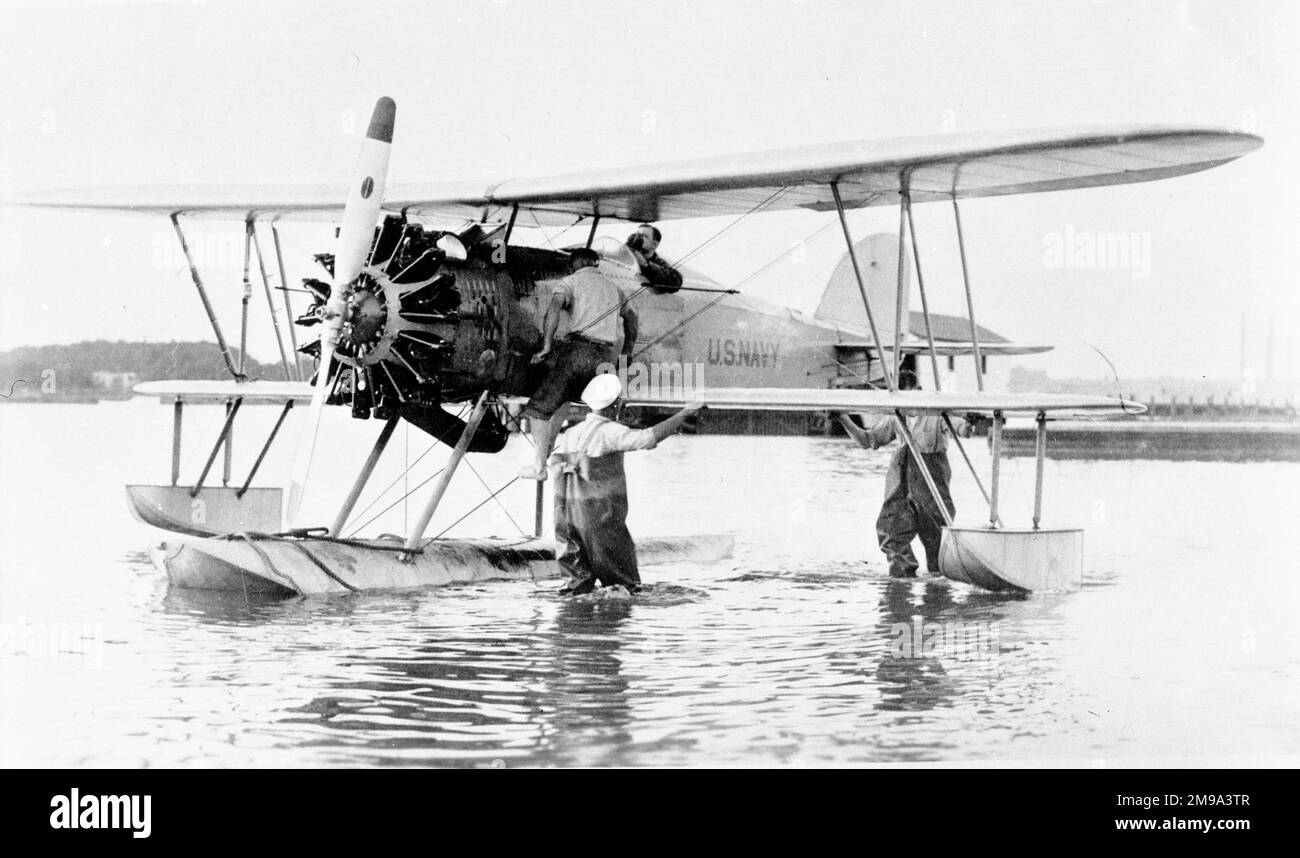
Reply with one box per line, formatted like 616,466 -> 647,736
942,413 -> 1002,528
903,184 -> 944,390
249,220 -> 293,380
830,182 -> 896,392
893,171 -> 910,380
170,214 -> 243,380
239,224 -> 253,376
951,188 -> 986,391
270,224 -> 304,381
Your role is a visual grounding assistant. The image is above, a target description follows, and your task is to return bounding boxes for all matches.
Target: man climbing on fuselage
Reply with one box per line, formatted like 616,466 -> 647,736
520,248 -> 637,480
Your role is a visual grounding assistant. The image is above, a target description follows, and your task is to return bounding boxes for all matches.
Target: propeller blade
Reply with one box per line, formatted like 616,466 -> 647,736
285,96 -> 395,527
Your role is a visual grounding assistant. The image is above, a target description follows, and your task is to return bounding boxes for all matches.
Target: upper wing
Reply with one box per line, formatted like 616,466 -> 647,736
6,125 -> 1260,224
626,387 -> 1145,417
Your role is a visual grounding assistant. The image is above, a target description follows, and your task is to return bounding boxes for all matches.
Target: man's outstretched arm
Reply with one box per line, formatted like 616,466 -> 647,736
649,402 -> 704,442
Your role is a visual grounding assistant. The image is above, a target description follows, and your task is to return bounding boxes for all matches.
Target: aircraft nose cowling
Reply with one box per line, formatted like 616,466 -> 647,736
296,215 -> 527,420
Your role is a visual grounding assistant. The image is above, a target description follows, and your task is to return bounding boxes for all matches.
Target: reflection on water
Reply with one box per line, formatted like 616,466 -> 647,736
2,404 -> 1298,766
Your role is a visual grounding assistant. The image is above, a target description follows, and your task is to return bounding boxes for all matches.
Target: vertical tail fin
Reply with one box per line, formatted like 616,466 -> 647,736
812,232 -> 911,349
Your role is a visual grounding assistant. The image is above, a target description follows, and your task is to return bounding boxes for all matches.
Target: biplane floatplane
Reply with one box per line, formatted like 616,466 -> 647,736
10,98 -> 1260,595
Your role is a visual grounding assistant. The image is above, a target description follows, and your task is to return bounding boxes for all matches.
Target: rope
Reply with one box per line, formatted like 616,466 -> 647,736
672,186 -> 793,269
464,458 -> 529,537
631,289 -> 734,360
556,187 -> 795,352
812,346 -> 871,383
731,219 -> 839,292
429,476 -> 522,542
339,401 -> 470,533
220,530 -> 416,552
284,541 -> 361,593
346,466 -> 445,537
228,533 -> 301,594
526,208 -> 584,250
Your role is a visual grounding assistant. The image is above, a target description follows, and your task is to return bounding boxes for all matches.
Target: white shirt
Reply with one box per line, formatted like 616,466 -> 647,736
550,413 -> 658,464
860,413 -> 959,453
555,267 -> 625,345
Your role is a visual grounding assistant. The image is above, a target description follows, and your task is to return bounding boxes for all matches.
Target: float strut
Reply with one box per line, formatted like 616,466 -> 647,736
330,415 -> 399,536
1033,411 -> 1047,530
238,400 -> 295,499
222,400 -> 235,486
192,397 -> 242,497
943,413 -> 1002,528
402,392 -> 491,557
171,400 -> 183,486
989,410 -> 1003,528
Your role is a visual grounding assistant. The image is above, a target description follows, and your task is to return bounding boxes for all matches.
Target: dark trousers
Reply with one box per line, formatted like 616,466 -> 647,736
553,454 -> 640,590
876,447 -> 955,577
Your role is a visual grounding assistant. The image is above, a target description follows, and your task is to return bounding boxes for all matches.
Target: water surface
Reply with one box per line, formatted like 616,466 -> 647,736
1,402 -> 1297,766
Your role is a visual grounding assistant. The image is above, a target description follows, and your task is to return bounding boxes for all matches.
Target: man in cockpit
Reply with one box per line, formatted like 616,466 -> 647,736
625,223 -> 683,292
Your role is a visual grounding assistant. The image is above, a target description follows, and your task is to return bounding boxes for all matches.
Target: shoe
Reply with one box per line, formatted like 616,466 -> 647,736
558,579 -> 596,596
518,465 -> 547,481
599,584 -> 635,600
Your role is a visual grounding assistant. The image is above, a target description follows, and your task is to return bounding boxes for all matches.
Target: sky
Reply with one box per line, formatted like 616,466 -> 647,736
1,0 -> 1296,383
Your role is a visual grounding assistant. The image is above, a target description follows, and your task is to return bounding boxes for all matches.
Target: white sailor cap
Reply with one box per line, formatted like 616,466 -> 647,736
581,374 -> 623,410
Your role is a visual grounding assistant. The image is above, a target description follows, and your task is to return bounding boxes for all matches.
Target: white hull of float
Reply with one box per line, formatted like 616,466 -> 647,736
151,534 -> 735,596
939,526 -> 1083,593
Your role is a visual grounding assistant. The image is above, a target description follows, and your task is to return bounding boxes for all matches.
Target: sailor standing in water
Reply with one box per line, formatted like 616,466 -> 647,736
550,375 -> 702,596
836,367 -> 974,578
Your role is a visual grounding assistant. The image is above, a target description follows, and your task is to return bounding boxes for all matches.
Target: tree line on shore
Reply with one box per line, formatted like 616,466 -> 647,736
0,341 -> 273,398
